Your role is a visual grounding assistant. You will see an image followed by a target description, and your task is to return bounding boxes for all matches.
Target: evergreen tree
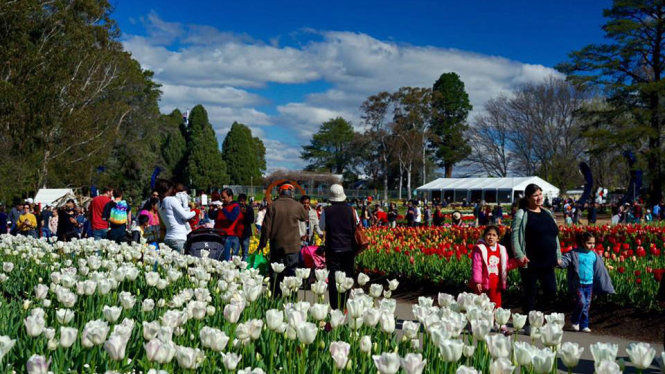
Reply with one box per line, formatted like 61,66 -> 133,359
160,109 -> 187,181
430,72 -> 472,178
185,105 -> 229,190
221,122 -> 265,185
301,117 -> 357,174
557,1 -> 665,203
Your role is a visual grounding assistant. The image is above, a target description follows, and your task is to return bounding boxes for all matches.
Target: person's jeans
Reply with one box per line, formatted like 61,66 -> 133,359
572,284 -> 593,328
20,230 -> 37,239
92,229 -> 108,241
164,239 -> 186,253
362,219 -> 369,228
240,236 -> 250,260
41,227 -> 51,238
223,236 -> 240,261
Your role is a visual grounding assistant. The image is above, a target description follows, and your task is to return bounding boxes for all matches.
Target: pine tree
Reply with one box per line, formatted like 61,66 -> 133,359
160,109 -> 187,181
185,105 -> 229,190
221,122 -> 265,185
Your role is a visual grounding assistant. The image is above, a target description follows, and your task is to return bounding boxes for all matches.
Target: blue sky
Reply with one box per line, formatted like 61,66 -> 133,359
113,0 -> 610,171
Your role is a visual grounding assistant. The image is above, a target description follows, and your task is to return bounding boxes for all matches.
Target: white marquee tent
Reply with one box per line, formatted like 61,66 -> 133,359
34,189 -> 75,207
416,176 -> 560,204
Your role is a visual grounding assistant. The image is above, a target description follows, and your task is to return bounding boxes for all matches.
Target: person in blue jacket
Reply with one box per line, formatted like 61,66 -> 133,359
559,231 -> 615,333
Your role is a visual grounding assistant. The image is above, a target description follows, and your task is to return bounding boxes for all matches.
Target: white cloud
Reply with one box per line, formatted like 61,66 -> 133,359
124,13 -> 561,170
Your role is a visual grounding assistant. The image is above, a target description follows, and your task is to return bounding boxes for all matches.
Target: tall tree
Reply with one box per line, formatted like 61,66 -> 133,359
301,117 -> 357,175
393,87 -> 433,185
466,97 -> 512,177
361,91 -> 394,200
221,122 -> 265,185
557,0 -> 665,203
430,72 -> 473,177
185,105 -> 229,190
0,0 -> 161,203
159,109 -> 188,181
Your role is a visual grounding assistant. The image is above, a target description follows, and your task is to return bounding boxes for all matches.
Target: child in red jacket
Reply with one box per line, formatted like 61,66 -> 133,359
470,226 -> 521,308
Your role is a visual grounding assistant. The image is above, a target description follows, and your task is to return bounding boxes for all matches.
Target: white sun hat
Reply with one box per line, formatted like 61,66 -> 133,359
329,184 -> 347,202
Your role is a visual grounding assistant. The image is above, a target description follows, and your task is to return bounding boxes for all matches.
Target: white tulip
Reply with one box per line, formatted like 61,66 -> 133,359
438,339 -> 464,362
296,322 -> 317,345
387,279 -> 399,291
488,358 -> 514,374
24,314 -> 45,337
103,306 -> 122,323
539,323 -> 563,347
511,313 -> 527,331
513,341 -> 535,366
59,327 -> 77,348
81,319 -> 109,347
118,291 -> 136,310
528,311 -> 544,328
486,334 -> 511,359
463,345 -> 476,358
26,354 -> 49,374
380,312 -> 396,334
346,298 -> 366,319
360,335 -> 372,354
363,308 -> 381,327
369,284 -> 383,298
221,352 -> 243,370
224,303 -> 243,323
494,308 -> 511,326
455,365 -> 480,374
330,309 -> 346,328
595,359 -> 621,374
545,312 -> 565,327
55,309 -> 75,324
270,263 -> 285,274
295,268 -> 311,280
590,342 -> 619,368
174,345 -> 203,370
104,334 -> 129,361
401,353 -> 426,374
314,268 -> 329,282
142,298 -> 155,312
626,342 -> 656,370
145,338 -> 176,364
357,273 -> 370,286
402,321 -> 420,339
531,347 -> 555,374
558,342 -> 584,370
438,293 -> 455,307
248,319 -> 263,340
310,303 -> 329,321
373,352 -> 401,374
266,309 -> 284,331
311,280 -> 327,295
0,336 -> 16,363
470,319 -> 491,341
34,284 -> 48,300
330,341 -> 351,369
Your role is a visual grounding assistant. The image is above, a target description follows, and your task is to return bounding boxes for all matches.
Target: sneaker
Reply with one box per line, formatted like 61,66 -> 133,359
571,324 -> 580,332
582,327 -> 591,333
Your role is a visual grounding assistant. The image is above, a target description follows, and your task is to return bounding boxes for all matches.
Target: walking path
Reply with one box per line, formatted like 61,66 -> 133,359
298,290 -> 663,373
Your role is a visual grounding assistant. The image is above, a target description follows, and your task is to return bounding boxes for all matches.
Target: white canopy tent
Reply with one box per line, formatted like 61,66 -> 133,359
34,189 -> 75,207
416,176 -> 560,204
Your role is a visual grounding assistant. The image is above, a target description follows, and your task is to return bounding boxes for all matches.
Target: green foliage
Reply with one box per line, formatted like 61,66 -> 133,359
301,117 -> 358,174
430,72 -> 473,177
221,122 -> 265,185
159,109 -> 188,181
0,0 -> 161,203
556,0 -> 665,202
185,105 -> 229,190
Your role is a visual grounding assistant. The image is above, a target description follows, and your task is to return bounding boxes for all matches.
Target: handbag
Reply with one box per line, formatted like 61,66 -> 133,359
352,208 -> 370,251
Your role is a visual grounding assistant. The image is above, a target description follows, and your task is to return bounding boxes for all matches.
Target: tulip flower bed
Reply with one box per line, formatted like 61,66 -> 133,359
0,235 -> 663,373
357,225 -> 665,309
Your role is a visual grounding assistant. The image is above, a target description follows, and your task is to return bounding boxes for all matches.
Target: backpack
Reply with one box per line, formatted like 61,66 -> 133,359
109,200 -> 129,225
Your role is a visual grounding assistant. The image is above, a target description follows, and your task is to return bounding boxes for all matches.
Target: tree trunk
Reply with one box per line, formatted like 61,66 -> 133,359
407,162 -> 413,198
422,148 -> 427,185
383,155 -> 389,201
445,163 -> 453,178
398,163 -> 403,200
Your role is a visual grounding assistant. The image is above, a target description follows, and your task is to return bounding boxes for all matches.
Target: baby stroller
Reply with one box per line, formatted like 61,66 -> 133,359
184,228 -> 225,260
300,245 -> 326,270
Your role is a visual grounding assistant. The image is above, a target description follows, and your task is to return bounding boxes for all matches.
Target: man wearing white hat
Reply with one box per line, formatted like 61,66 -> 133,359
319,184 -> 358,309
